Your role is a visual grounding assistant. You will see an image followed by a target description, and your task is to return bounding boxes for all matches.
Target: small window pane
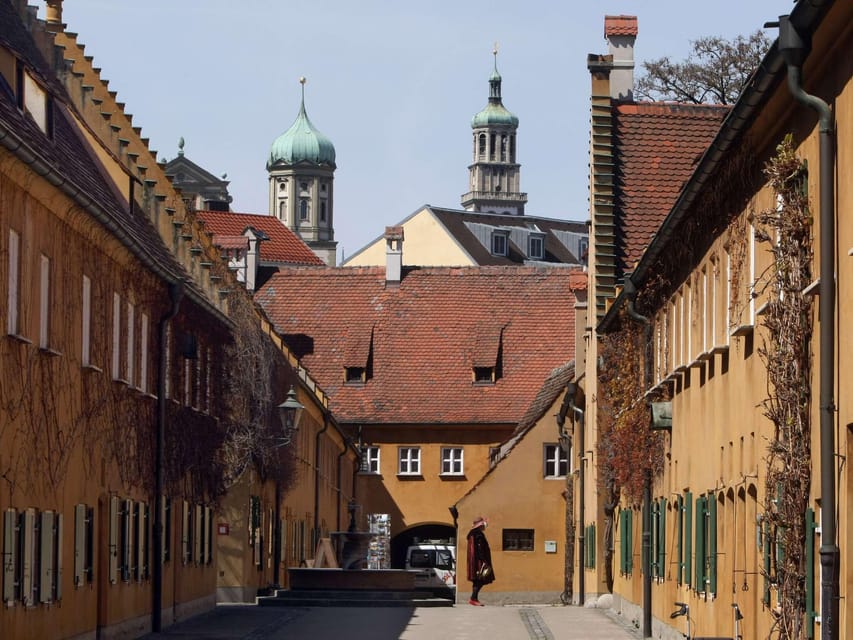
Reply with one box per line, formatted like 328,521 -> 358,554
544,444 -> 568,478
502,528 -> 534,551
441,447 -> 463,475
398,447 -> 420,475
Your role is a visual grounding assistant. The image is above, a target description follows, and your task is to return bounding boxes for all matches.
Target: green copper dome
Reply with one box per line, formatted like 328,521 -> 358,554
268,87 -> 336,169
471,54 -> 518,128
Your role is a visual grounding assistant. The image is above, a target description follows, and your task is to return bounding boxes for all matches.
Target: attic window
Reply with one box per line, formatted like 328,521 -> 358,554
345,367 -> 366,383
491,231 -> 508,257
471,324 -> 504,385
344,324 -> 374,385
17,62 -> 52,136
473,366 -> 495,383
528,234 -> 545,260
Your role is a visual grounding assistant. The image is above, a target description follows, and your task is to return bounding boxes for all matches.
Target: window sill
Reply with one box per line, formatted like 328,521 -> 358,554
358,471 -> 381,476
7,333 -> 32,345
82,363 -> 103,373
439,473 -> 466,480
39,347 -> 63,357
730,324 -> 754,337
544,475 -> 567,480
396,473 -> 423,479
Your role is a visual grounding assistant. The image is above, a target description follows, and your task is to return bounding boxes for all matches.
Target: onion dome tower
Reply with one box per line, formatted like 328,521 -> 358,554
461,47 -> 527,215
268,78 -> 338,265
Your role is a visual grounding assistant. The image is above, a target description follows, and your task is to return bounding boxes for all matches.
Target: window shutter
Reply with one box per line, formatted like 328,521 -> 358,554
708,496 -> 717,595
74,505 -> 85,586
122,499 -> 132,581
762,516 -> 772,605
626,510 -> 633,573
181,501 -> 190,565
108,496 -> 118,584
590,523 -> 596,568
136,502 -> 145,581
21,509 -> 35,606
684,492 -> 693,587
695,496 -> 706,591
161,497 -> 171,564
676,496 -> 683,585
193,505 -> 202,565
660,500 -> 666,578
54,513 -> 63,602
142,504 -> 150,579
85,507 -> 94,583
619,511 -> 626,574
3,508 -> 16,603
805,507 -> 816,638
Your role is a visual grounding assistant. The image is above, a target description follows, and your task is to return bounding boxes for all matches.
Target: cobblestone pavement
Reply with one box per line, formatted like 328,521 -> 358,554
142,603 -> 642,640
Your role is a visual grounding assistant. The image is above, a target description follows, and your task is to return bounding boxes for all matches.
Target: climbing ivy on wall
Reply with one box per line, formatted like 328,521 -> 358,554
753,135 -> 813,640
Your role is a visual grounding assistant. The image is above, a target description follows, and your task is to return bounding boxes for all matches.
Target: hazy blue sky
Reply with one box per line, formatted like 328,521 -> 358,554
48,1 -> 792,261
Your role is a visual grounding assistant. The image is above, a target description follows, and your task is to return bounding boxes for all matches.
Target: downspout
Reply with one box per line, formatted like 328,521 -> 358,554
624,277 -> 653,639
336,437 -> 349,532
153,281 -> 183,633
313,413 -> 330,550
777,15 -> 838,640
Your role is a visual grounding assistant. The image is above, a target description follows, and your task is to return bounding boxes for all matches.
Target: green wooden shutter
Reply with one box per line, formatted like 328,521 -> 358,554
805,508 -> 816,638
762,516 -> 771,605
626,510 -> 633,573
676,496 -> 683,585
708,496 -> 717,595
590,523 -> 596,569
695,495 -> 706,591
3,508 -> 17,603
619,511 -> 627,575
658,498 -> 667,581
685,492 -> 693,587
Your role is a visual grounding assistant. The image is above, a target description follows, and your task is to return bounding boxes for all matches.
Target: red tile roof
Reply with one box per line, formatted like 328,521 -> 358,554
604,15 -> 638,37
613,103 -> 729,270
196,210 -> 324,266
256,266 -> 581,426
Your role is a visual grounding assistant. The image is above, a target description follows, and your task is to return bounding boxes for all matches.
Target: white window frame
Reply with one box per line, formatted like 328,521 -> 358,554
82,275 -> 91,366
112,293 -> 121,380
492,231 -> 508,257
528,234 -> 545,260
126,302 -> 135,387
397,447 -> 421,476
440,447 -> 464,476
360,446 -> 380,474
38,254 -> 50,349
7,230 -> 20,336
544,443 -> 568,478
139,313 -> 149,392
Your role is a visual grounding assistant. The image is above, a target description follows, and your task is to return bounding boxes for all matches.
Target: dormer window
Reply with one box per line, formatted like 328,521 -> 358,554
345,367 -> 366,383
473,366 -> 495,383
491,231 -> 508,257
15,60 -> 52,137
528,234 -> 545,260
344,323 -> 374,385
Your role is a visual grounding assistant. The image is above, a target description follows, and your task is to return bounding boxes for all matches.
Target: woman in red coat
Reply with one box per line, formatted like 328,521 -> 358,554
466,516 -> 494,605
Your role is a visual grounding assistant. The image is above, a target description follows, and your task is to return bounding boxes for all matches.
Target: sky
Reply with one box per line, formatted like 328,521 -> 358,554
45,0 -> 794,262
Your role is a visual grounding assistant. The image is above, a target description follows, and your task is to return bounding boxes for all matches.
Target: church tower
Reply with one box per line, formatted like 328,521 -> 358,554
268,78 -> 338,265
461,49 -> 527,215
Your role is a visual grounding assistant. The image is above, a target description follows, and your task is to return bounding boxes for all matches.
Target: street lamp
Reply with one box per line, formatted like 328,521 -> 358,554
276,386 -> 304,446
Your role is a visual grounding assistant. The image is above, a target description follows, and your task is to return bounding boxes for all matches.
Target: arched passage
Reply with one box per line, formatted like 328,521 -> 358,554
390,523 -> 456,569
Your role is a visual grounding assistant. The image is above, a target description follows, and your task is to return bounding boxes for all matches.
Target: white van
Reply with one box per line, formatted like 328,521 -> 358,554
405,540 -> 456,591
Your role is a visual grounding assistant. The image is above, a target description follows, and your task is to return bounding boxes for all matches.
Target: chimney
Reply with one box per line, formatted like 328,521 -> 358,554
384,226 -> 404,286
604,15 -> 637,100
45,0 -> 63,27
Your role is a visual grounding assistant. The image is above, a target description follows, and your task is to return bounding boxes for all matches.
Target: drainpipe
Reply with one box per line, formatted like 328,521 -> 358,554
336,438 -> 349,532
153,282 -> 183,633
313,413 -> 330,549
623,277 -> 653,639
776,15 -> 838,640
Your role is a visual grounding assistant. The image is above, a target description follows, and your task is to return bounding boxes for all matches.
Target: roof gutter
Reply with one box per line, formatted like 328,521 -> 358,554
597,0 -> 831,334
0,121 -> 232,326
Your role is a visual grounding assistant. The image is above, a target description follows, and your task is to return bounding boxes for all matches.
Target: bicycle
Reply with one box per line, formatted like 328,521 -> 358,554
670,601 -> 740,640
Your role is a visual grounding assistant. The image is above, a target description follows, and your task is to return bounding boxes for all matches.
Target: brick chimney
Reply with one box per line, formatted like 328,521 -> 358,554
384,226 -> 404,286
604,15 -> 637,101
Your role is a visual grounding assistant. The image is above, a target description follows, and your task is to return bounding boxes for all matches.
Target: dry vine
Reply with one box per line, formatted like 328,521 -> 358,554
597,316 -> 667,590
753,135 -> 812,640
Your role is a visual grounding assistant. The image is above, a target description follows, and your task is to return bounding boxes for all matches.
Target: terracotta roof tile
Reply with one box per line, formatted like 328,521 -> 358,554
256,266 -> 580,426
605,15 -> 638,37
196,210 -> 324,266
613,103 -> 729,272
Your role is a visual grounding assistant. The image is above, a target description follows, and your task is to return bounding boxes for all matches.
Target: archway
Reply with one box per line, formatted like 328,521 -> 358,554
390,523 -> 456,569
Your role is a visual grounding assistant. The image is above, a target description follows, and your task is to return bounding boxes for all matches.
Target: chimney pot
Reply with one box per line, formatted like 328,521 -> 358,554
45,0 -> 63,25
603,15 -> 637,101
385,226 -> 404,285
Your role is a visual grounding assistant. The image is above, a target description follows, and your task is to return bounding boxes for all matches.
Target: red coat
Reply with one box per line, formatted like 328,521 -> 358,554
466,526 -> 495,584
